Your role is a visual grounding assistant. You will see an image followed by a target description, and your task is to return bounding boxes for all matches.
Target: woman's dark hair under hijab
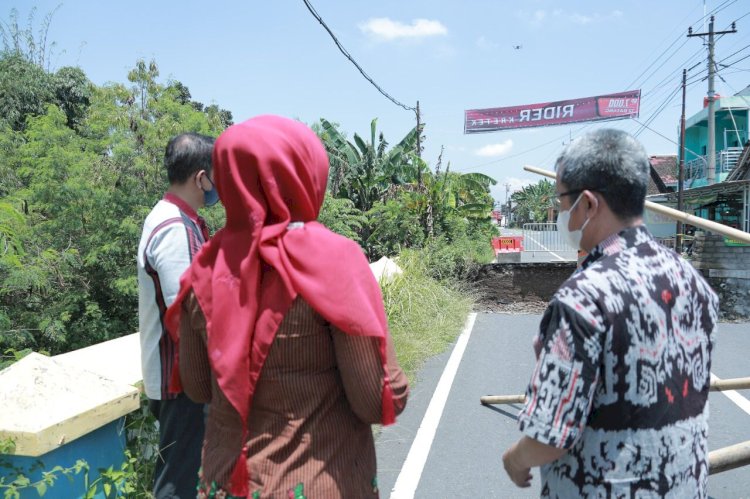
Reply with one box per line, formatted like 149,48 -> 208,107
164,132 -> 215,184
556,128 -> 650,221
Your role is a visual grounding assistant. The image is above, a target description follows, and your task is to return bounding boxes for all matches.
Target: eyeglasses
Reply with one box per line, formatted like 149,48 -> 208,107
199,172 -> 215,189
553,189 -> 583,210
553,188 -> 607,210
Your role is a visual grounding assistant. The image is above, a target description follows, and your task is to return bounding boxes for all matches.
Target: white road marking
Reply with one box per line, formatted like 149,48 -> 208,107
389,313 -> 477,499
522,232 -> 567,261
711,373 -> 750,416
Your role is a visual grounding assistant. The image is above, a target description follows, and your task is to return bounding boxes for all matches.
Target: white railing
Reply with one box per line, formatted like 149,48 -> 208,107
521,223 -> 572,253
721,147 -> 743,173
684,147 -> 744,184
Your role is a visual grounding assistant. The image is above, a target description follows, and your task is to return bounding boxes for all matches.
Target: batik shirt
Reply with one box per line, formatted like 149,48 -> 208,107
518,225 -> 718,498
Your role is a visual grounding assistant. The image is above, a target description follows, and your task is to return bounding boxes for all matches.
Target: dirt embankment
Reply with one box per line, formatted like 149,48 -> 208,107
470,262 -> 576,314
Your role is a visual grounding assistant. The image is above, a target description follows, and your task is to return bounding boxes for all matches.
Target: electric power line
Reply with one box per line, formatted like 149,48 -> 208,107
634,82 -> 683,137
717,42 -> 750,66
455,133 -> 570,172
731,9 -> 750,24
628,0 -> 739,92
632,75 -> 705,139
632,118 -> 707,160
725,52 -> 750,66
300,0 -> 416,112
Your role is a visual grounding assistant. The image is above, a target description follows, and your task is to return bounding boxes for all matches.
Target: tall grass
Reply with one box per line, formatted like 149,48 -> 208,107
381,251 -> 474,381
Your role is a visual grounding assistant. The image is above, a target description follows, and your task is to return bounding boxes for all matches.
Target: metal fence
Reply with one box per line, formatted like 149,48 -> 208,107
521,223 -> 573,253
685,147 -> 744,184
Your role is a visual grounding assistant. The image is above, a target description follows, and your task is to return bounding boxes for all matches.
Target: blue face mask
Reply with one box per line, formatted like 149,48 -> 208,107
202,174 -> 220,207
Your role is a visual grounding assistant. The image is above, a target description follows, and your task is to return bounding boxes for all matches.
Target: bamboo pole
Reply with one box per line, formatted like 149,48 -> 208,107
479,394 -> 526,405
481,377 -> 750,406
523,165 -> 750,245
709,377 -> 750,392
709,440 -> 750,475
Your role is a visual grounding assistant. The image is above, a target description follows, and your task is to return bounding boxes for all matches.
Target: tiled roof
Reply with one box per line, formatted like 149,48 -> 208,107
648,155 -> 678,195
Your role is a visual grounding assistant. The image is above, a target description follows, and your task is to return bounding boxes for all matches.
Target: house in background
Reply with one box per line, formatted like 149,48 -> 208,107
684,85 -> 750,187
648,155 -> 678,193
645,155 -> 680,239
646,85 -> 750,238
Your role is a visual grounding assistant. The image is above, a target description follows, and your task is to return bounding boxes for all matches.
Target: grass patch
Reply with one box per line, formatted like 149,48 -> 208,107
382,251 -> 474,381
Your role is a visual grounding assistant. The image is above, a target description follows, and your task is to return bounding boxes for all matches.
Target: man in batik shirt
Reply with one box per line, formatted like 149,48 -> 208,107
502,129 -> 719,498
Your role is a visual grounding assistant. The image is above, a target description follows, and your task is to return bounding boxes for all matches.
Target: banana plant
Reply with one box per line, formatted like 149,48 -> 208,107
318,118 -> 419,211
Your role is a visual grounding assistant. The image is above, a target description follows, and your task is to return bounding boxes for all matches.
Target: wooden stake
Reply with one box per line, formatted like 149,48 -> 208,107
480,394 -> 526,405
481,377 -> 750,406
709,377 -> 750,392
523,165 -> 750,244
709,440 -> 750,475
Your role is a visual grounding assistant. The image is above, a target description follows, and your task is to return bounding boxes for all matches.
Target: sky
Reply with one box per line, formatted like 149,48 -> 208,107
4,0 -> 750,204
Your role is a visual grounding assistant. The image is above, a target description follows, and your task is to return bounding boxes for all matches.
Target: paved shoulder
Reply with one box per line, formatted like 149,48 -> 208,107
377,316 -> 750,498
377,313 -> 544,498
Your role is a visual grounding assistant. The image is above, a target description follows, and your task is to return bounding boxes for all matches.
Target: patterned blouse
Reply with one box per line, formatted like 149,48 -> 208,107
518,225 -> 719,498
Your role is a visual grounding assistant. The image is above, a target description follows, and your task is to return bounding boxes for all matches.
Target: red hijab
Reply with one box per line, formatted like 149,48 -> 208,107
166,115 -> 395,496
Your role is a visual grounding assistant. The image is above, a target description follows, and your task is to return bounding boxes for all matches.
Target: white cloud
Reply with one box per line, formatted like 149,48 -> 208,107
475,140 -> 513,157
359,18 -> 448,41
569,10 -> 624,24
518,8 -> 623,26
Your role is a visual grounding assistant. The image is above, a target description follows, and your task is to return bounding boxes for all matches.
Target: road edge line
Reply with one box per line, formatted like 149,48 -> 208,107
711,372 -> 750,416
389,312 -> 478,499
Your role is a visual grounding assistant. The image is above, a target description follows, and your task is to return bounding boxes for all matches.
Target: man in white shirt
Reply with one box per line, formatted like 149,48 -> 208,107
137,132 -> 217,498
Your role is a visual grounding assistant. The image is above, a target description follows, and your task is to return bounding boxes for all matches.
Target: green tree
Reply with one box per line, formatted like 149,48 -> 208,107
0,6 -> 60,69
364,199 -> 425,259
53,65 -> 92,128
318,194 -> 367,245
316,117 -> 498,260
400,158 -> 497,238
0,58 -> 229,354
318,118 -> 419,211
510,178 -> 556,225
0,53 -> 54,130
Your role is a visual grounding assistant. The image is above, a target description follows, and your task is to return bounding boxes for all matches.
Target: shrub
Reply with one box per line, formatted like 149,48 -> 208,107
403,235 -> 495,283
381,254 -> 473,380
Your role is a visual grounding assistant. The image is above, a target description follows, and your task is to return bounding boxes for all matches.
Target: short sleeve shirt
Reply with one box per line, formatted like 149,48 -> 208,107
518,225 -> 718,498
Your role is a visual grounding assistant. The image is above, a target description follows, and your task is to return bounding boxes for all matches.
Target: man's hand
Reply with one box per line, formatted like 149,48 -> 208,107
502,437 -> 566,488
502,445 -> 532,488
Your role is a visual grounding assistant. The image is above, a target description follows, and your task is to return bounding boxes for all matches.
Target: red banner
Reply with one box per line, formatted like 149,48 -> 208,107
464,90 -> 641,133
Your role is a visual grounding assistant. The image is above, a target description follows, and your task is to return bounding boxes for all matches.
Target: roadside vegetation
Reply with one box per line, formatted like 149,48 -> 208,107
0,7 -> 497,497
509,178 -> 556,226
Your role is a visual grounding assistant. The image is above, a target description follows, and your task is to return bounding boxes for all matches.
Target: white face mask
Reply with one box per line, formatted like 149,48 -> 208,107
556,193 -> 590,250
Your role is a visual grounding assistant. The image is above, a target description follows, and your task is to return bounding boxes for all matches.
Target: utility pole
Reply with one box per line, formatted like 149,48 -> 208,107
688,16 -> 737,185
677,69 -> 687,254
415,100 -> 421,160
415,101 -> 423,189
505,183 -> 511,225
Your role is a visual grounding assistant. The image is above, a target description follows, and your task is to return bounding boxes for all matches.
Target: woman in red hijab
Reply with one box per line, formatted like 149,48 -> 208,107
166,115 -> 409,498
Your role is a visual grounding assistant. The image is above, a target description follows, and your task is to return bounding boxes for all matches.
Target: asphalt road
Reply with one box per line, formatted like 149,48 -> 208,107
376,313 -> 750,498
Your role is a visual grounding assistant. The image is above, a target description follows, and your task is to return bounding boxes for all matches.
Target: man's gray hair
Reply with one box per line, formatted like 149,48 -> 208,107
556,128 -> 650,220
